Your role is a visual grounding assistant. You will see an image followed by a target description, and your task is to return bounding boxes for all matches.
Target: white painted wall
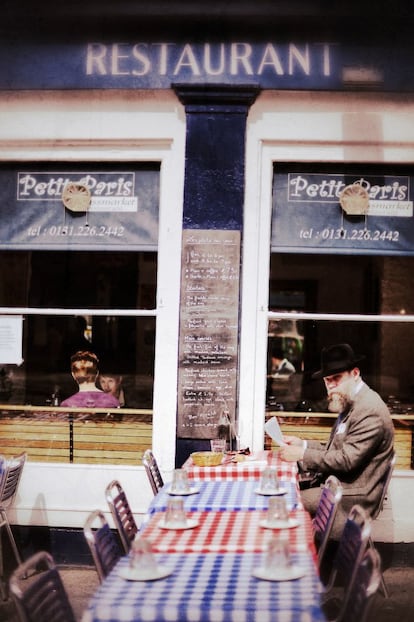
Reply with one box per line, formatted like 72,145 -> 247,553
9,462 -> 151,529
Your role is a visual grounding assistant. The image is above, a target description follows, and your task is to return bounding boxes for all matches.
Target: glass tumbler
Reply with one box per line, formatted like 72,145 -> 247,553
264,535 -> 291,574
259,467 -> 279,493
267,496 -> 289,526
129,536 -> 157,573
170,468 -> 190,494
165,496 -> 187,527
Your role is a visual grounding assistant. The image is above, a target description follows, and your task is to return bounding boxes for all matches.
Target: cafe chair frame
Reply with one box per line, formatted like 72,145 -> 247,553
83,509 -> 121,582
0,451 -> 27,600
322,504 -> 372,617
9,550 -> 76,622
369,451 -> 396,597
105,479 -> 138,554
331,546 -> 382,622
313,475 -> 343,570
142,449 -> 164,495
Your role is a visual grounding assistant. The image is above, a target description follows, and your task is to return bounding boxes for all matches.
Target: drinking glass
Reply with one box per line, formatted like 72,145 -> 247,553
129,536 -> 157,573
264,535 -> 291,573
210,439 -> 226,453
165,496 -> 187,527
267,496 -> 289,525
259,467 -> 279,492
170,468 -> 190,493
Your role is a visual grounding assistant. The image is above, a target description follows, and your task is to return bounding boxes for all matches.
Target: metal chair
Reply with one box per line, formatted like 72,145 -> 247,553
105,479 -> 138,554
322,504 -> 372,617
142,449 -> 164,495
332,546 -> 382,622
313,475 -> 343,570
372,452 -> 396,521
9,550 -> 76,622
369,452 -> 396,597
83,510 -> 122,582
0,451 -> 27,600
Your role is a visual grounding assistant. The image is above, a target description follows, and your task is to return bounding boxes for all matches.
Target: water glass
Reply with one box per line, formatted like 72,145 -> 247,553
259,467 -> 279,492
129,536 -> 157,573
264,535 -> 291,572
165,496 -> 187,527
170,468 -> 190,493
210,439 -> 226,453
267,496 -> 289,525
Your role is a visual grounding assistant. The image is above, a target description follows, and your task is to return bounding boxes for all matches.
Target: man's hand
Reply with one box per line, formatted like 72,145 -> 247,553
282,435 -> 304,447
279,441 -> 305,462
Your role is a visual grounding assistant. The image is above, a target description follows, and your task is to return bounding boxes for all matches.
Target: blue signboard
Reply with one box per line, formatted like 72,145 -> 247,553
272,168 -> 414,255
0,40 -> 413,91
0,164 -> 159,250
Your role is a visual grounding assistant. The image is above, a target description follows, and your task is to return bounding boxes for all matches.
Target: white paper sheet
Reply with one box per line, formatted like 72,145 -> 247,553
0,315 -> 23,365
264,416 -> 286,446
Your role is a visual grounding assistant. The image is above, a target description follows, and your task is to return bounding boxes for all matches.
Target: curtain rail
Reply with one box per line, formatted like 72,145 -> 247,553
268,311 -> 414,323
0,307 -> 156,317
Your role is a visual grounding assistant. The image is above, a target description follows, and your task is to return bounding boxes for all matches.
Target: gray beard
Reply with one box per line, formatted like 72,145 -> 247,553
327,391 -> 351,413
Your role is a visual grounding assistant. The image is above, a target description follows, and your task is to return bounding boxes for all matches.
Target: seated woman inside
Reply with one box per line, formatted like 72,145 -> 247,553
98,372 -> 125,407
60,351 -> 120,408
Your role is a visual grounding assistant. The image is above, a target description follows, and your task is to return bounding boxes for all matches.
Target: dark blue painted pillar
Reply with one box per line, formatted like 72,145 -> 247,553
175,85 -> 260,230
173,85 -> 260,466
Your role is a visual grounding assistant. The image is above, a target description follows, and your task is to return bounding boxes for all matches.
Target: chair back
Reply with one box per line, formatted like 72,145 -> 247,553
371,452 -> 396,520
142,449 -> 164,495
324,504 -> 372,608
83,510 -> 121,582
105,479 -> 138,554
335,547 -> 382,622
313,475 -> 343,568
0,452 -> 27,507
9,550 -> 76,622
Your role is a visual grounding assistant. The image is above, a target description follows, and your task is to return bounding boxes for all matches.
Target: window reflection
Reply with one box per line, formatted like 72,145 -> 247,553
268,254 -> 414,412
0,250 -> 156,408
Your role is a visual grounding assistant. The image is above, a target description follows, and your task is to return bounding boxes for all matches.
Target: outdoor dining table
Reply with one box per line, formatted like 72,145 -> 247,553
82,551 -> 326,622
140,507 -> 316,555
82,449 -> 326,622
182,449 -> 299,482
147,479 -> 300,514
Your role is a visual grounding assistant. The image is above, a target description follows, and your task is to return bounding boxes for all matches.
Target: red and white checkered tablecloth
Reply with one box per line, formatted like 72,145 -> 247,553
182,450 -> 298,482
141,509 -> 316,559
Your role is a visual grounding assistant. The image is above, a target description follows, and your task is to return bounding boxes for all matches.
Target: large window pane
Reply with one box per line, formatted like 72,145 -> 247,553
0,250 -> 156,408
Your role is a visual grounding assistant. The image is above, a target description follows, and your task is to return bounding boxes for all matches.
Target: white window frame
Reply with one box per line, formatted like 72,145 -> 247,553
239,90 -> 414,451
0,90 -> 185,525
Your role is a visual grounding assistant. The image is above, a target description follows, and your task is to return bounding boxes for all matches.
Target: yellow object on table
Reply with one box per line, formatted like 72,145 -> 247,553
191,451 -> 224,466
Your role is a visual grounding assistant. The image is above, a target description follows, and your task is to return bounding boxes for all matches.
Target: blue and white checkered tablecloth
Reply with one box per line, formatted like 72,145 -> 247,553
82,552 -> 326,622
148,480 -> 299,514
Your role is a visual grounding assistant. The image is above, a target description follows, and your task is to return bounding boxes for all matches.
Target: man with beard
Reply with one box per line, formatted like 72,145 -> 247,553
279,343 -> 394,537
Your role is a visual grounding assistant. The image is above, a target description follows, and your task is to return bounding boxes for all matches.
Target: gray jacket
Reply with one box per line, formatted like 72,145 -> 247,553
303,382 -> 394,517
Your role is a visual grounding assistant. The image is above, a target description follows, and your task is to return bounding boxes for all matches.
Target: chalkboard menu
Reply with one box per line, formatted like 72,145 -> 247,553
177,229 -> 240,439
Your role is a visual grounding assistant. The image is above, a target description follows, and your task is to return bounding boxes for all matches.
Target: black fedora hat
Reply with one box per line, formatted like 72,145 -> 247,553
312,343 -> 365,379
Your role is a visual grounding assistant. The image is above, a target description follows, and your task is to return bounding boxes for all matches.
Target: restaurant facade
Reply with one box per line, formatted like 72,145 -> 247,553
1,2 -> 414,557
